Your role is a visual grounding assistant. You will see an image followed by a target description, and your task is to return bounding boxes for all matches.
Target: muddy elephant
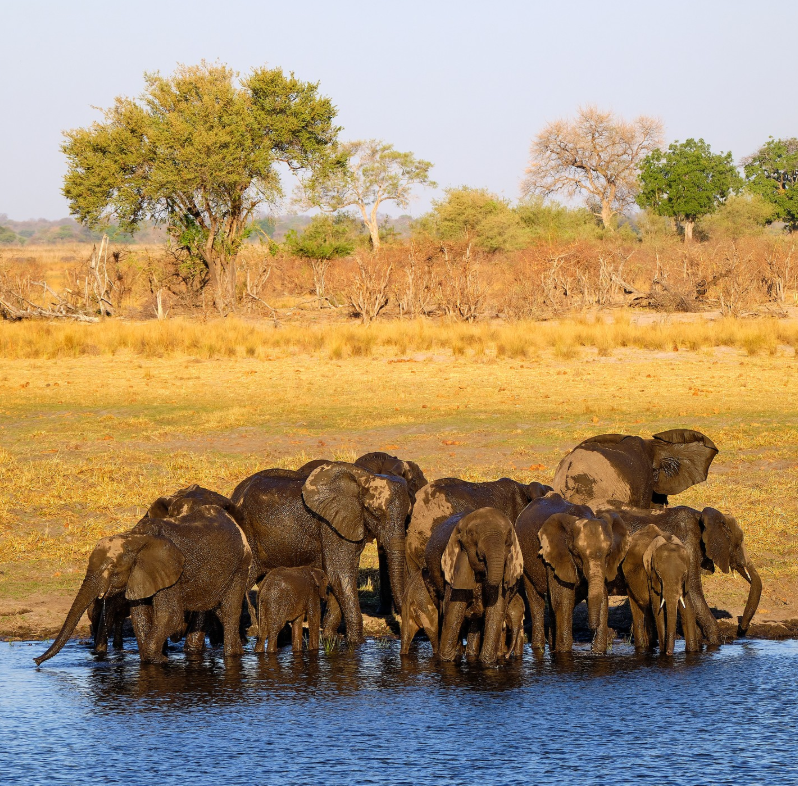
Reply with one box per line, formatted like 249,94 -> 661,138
35,505 -> 252,665
515,494 -> 629,653
424,508 -> 524,664
255,566 -> 329,653
406,477 -> 552,576
553,430 -> 718,508
146,483 -> 234,519
231,461 -> 410,644
618,524 -> 698,655
400,569 -> 440,655
606,505 -> 761,645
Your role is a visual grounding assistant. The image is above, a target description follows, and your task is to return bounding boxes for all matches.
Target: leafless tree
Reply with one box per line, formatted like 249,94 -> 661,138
347,251 -> 393,325
523,106 -> 663,229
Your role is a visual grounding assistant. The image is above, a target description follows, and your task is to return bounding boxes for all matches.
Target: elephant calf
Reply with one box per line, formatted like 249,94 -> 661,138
255,567 -> 329,653
400,569 -> 440,655
619,525 -> 698,655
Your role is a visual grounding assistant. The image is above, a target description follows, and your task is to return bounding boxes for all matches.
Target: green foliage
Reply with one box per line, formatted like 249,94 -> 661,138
283,213 -> 359,260
251,215 -> 277,238
0,226 -> 24,245
416,187 -> 528,252
743,137 -> 798,230
515,197 -> 602,242
699,192 -> 776,239
637,138 -> 742,223
634,208 -> 675,239
61,61 -> 340,309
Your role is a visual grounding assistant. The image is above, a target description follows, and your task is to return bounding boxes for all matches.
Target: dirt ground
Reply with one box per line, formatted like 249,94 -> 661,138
1,343 -> 796,641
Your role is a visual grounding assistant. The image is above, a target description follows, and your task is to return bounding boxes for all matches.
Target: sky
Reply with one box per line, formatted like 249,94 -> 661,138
2,0 -> 797,221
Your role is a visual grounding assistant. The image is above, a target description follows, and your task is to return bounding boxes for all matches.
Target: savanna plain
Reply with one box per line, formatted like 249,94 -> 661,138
1,315 -> 797,641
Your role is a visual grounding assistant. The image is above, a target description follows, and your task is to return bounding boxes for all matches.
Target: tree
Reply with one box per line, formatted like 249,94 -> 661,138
699,193 -> 775,239
62,62 -> 340,313
743,137 -> 798,231
283,213 -> 359,305
298,139 -> 435,250
637,138 -> 742,242
523,106 -> 663,229
415,187 -> 528,252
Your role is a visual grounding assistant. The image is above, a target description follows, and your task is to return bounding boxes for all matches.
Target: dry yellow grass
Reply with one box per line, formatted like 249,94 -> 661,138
2,314 -> 798,360
0,338 -> 796,625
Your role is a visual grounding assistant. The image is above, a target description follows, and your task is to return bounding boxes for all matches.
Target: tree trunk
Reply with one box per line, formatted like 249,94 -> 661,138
365,218 -> 381,251
683,219 -> 695,243
600,201 -> 613,229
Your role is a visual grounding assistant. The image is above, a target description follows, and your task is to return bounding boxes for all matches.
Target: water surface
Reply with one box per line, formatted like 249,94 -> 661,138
2,638 -> 796,785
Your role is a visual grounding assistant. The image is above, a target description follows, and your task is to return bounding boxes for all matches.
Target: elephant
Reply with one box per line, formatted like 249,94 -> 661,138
255,566 -> 329,653
405,477 -> 552,576
552,429 -> 718,508
231,461 -> 411,644
501,593 -> 526,659
617,524 -> 698,655
604,505 -> 761,645
424,507 -> 524,664
515,493 -> 629,653
87,594 -> 130,654
35,505 -> 252,665
146,483 -> 234,519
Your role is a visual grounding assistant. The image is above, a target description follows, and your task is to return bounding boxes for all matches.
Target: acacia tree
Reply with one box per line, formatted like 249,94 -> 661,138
62,62 -> 340,313
522,106 -> 663,229
743,137 -> 798,231
298,139 -> 435,250
637,138 -> 742,242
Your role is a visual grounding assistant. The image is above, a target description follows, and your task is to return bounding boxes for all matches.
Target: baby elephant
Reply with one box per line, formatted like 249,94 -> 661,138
256,567 -> 329,653
623,525 -> 698,655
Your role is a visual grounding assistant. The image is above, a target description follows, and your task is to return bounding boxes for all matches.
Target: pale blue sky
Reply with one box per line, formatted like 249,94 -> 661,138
2,0 -> 796,220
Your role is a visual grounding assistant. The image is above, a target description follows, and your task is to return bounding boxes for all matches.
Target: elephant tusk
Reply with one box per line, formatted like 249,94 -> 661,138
741,567 -> 751,582
679,596 -> 686,609
660,597 -> 666,610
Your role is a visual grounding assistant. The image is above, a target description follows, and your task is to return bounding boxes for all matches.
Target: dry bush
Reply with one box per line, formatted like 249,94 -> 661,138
347,251 -> 394,325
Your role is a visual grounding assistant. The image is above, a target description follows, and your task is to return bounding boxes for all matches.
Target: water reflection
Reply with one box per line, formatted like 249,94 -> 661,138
3,639 -> 797,785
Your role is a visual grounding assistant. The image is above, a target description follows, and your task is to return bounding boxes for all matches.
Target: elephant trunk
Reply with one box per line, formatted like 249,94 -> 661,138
479,590 -> 506,665
439,597 -> 467,661
738,561 -> 762,636
384,534 -> 406,614
662,590 -> 681,656
586,563 -> 605,631
35,575 -> 102,665
483,534 -> 505,589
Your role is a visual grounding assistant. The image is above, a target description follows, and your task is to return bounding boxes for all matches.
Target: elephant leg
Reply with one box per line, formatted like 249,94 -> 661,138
255,590 -> 268,653
130,602 -> 154,656
549,578 -> 575,652
307,597 -> 321,651
265,621 -> 282,653
439,595 -> 467,661
93,600 -> 108,655
628,597 -> 650,651
524,576 -> 546,652
322,593 -> 342,639
680,595 -> 699,652
140,593 -> 182,663
184,612 -> 207,658
218,570 -> 248,658
291,615 -> 304,652
111,601 -> 125,650
465,619 -> 482,659
324,540 -> 365,645
377,543 -> 393,615
421,604 -> 439,655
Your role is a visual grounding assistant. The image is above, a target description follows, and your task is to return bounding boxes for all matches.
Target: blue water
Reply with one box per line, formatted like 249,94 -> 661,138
1,637 -> 796,785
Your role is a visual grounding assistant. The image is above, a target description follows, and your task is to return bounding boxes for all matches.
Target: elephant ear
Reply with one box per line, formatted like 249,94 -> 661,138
441,521 -> 476,590
601,512 -> 631,582
525,482 -> 553,502
302,464 -> 367,543
503,526 -> 524,590
309,568 -> 329,599
651,429 -> 718,496
539,514 -> 578,584
642,534 -> 667,576
126,535 -> 185,601
701,507 -> 732,573
147,497 -> 171,519
401,460 -> 429,499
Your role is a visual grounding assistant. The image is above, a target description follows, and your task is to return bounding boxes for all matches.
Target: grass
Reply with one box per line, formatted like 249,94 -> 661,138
1,314 -> 798,361
0,330 -> 796,619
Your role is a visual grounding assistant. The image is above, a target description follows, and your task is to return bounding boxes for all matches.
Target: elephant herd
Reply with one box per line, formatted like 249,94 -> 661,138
34,429 -> 762,667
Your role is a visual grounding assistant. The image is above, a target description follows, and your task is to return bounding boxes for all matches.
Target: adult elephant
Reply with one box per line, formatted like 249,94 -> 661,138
605,505 -> 761,645
552,430 -> 718,508
146,484 -> 234,519
35,505 -> 251,665
515,494 -> 629,653
406,477 -> 552,575
231,461 -> 410,644
425,508 -> 523,664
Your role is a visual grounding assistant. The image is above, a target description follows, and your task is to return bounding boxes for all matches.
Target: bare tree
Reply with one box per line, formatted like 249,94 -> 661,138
523,106 -> 663,229
298,140 -> 435,250
347,252 -> 393,325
